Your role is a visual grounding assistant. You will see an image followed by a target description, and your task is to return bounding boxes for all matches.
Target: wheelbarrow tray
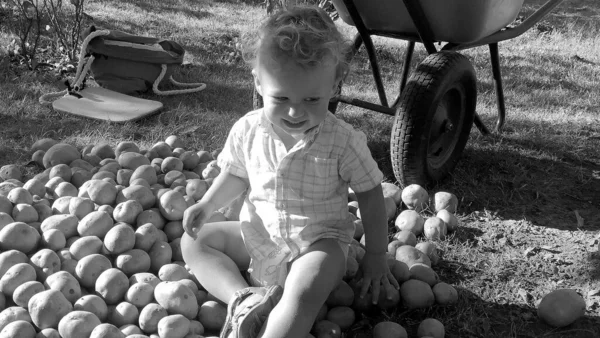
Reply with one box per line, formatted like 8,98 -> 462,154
332,0 -> 525,44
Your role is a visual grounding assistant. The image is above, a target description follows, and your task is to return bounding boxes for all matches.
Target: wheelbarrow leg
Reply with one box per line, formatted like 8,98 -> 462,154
489,42 -> 506,132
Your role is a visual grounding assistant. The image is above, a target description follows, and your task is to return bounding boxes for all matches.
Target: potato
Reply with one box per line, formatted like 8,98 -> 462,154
58,310 -> 101,338
95,268 -> 129,305
41,214 -> 79,239
119,324 -> 143,336
138,303 -> 168,334
29,248 -> 61,282
395,245 -> 431,268
196,300 -> 226,332
91,143 -> 115,160
53,182 -> 78,198
75,253 -> 112,289
31,138 -> 59,153
432,282 -> 458,305
136,209 -> 166,230
148,241 -> 172,273
43,143 -> 81,169
327,306 -> 357,331
400,279 -> 435,309
0,306 -> 31,332
157,314 -> 190,338
27,289 -> 72,329
113,200 -> 143,225
433,191 -> 458,213
134,223 -> 160,251
158,263 -> 189,282
77,211 -> 114,239
86,180 -> 118,206
130,273 -> 161,288
409,263 -> 439,286
401,184 -> 429,212
163,221 -> 184,242
326,280 -> 354,307
373,321 -> 408,338
538,289 -> 586,327
89,323 -> 126,338
0,262 -> 36,297
0,320 -> 36,338
69,236 -> 103,260
12,281 -> 44,308
68,197 -> 95,220
36,328 -> 62,338
7,187 -> 32,205
157,190 -> 187,221
116,185 -> 156,210
73,294 -> 108,322
115,249 -> 151,276
44,271 -> 81,304
33,203 -> 53,223
395,210 -> 425,235
417,318 -> 445,338
125,282 -> 155,308
154,281 -> 198,319
0,222 -> 40,254
118,152 -> 151,171
313,320 -> 342,338
103,223 -> 135,255
116,169 -> 134,186
11,203 -> 38,223
423,217 -> 447,240
0,250 -> 28,277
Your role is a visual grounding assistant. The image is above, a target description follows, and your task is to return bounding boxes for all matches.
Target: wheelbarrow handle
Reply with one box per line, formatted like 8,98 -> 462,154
445,0 -> 566,51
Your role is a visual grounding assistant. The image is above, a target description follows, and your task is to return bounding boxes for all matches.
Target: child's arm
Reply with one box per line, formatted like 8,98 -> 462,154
182,171 -> 249,239
355,184 -> 400,303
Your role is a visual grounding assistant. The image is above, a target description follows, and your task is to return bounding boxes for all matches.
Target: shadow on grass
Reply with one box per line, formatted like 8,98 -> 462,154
344,286 -> 600,338
520,0 -> 600,36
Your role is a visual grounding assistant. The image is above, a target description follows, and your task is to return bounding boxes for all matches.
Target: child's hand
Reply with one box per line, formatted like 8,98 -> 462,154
182,200 -> 216,240
358,251 -> 400,304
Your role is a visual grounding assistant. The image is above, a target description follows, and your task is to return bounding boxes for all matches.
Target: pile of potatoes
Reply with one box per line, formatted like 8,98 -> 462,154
0,136 -> 461,338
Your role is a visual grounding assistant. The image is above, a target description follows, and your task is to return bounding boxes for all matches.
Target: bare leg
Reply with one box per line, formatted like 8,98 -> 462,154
258,238 -> 346,338
181,221 -> 251,303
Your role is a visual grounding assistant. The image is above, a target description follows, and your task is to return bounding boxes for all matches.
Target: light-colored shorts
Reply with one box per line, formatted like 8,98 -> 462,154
246,239 -> 350,287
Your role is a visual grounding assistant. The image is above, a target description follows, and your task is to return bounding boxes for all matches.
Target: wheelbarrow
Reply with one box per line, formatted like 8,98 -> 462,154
254,0 -> 565,188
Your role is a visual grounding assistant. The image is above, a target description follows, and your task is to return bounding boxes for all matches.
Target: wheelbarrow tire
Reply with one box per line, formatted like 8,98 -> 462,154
391,51 -> 476,188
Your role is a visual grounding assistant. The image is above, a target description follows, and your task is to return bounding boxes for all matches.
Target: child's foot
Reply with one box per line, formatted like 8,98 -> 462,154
220,285 -> 284,338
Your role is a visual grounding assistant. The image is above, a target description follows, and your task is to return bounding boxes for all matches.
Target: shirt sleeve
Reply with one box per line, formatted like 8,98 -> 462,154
217,118 -> 249,179
338,129 -> 383,193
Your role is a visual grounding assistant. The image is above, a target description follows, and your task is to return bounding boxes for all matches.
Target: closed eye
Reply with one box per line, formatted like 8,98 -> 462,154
305,97 -> 320,103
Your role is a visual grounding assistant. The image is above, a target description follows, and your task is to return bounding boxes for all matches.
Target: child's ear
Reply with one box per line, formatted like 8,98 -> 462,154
252,69 -> 263,96
330,77 -> 342,97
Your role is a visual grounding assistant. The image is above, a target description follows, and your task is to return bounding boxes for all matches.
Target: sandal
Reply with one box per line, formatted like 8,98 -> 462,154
220,284 -> 284,338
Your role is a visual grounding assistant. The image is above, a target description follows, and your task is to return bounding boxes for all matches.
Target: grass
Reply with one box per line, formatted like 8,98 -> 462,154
1,0 -> 600,337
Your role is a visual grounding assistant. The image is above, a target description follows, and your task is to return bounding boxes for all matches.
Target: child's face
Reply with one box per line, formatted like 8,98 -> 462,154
253,56 -> 339,141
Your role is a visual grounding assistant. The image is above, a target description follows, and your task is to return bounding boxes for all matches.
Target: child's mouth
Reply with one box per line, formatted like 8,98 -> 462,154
283,119 -> 306,129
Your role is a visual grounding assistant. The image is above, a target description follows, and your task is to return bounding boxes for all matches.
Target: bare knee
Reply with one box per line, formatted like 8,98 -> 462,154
284,241 -> 346,307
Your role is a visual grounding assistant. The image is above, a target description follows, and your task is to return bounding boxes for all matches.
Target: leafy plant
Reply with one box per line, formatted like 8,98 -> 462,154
3,0 -> 45,69
43,0 -> 86,62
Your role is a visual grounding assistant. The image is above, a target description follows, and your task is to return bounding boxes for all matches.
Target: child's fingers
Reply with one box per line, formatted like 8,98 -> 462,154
359,277 -> 371,299
370,280 -> 381,304
388,271 -> 400,289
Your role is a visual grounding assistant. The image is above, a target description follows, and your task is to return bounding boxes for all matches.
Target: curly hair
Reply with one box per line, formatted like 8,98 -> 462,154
241,5 -> 349,80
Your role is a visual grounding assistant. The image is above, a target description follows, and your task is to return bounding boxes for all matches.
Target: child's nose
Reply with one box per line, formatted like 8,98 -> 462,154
288,106 -> 305,118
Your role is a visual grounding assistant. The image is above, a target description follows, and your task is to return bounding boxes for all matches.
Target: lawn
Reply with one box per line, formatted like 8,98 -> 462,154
1,0 -> 599,337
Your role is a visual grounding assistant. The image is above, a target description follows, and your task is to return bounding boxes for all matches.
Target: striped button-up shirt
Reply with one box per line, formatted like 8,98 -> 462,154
217,109 -> 383,262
